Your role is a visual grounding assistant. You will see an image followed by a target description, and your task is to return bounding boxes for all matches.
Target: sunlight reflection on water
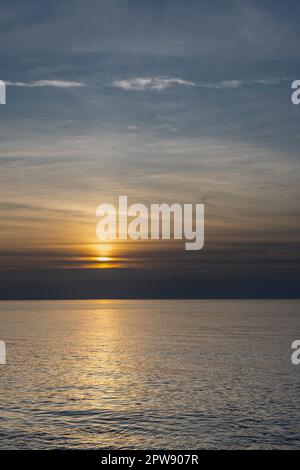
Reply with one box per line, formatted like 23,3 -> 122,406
0,300 -> 299,449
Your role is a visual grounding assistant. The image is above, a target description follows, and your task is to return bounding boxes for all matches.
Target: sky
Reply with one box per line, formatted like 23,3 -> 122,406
0,0 -> 299,298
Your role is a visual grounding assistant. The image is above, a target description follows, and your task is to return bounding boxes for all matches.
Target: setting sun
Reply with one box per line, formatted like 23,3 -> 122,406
97,257 -> 111,262
92,244 -> 119,268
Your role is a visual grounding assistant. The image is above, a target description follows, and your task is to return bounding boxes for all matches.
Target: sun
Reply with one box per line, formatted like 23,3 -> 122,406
95,244 -> 114,264
85,243 -> 128,269
97,256 -> 111,262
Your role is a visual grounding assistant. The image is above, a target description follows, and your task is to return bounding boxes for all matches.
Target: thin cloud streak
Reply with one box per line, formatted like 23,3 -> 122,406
198,78 -> 288,89
6,80 -> 84,88
112,77 -> 197,91
112,76 -> 288,91
4,77 -> 287,92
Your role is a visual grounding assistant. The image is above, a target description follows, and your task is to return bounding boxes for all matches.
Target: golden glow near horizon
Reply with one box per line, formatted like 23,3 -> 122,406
92,244 -> 114,268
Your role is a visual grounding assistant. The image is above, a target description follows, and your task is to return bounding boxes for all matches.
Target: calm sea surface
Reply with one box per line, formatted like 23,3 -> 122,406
0,300 -> 299,449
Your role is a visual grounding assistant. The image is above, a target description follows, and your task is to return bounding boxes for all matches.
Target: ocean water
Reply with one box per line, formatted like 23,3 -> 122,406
0,300 -> 299,450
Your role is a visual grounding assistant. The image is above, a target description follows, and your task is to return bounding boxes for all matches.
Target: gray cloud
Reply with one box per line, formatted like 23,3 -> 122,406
1,0 -> 299,63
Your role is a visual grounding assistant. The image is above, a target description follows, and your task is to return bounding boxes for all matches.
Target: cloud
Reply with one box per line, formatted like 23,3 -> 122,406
198,78 -> 287,89
112,77 -> 197,91
5,76 -> 287,93
112,76 -> 287,92
215,80 -> 243,89
6,80 -> 84,88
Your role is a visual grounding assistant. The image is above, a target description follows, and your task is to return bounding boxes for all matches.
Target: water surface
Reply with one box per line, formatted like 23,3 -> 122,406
0,300 -> 299,449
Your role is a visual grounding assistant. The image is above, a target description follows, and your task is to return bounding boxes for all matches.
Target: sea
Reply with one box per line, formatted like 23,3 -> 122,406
0,300 -> 299,449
